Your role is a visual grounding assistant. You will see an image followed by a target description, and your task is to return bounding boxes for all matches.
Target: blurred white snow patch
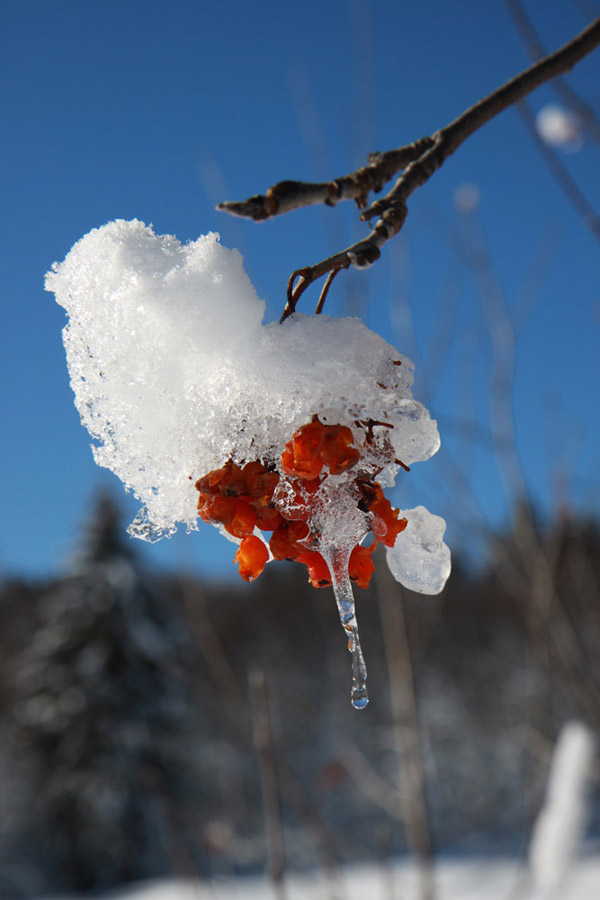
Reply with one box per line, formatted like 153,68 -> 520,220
528,720 -> 596,900
386,505 -> 450,594
45,220 -> 442,543
536,104 -> 583,152
67,857 -> 600,900
454,182 -> 481,213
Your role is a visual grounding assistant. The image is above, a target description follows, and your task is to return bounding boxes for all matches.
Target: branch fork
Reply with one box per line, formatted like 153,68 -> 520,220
218,16 -> 600,320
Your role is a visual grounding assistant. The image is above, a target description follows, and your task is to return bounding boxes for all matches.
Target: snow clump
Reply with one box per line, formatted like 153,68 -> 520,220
45,219 -> 450,595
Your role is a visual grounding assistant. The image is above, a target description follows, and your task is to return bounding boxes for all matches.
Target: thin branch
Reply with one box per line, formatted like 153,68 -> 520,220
219,17 -> 600,319
250,669 -> 288,900
338,742 -> 406,822
314,266 -> 342,315
516,97 -> 600,244
218,138 -> 435,220
182,578 -> 344,897
505,0 -> 600,146
375,559 -> 436,900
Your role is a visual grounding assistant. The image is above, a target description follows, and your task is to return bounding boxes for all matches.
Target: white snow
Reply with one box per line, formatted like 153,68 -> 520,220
46,857 -> 600,900
528,721 -> 596,899
46,220 -> 448,593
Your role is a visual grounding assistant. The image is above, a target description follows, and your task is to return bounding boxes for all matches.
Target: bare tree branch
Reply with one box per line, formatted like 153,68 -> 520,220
516,96 -> 600,244
505,0 -> 600,146
218,17 -> 600,320
375,557 -> 436,900
250,670 -> 288,900
218,138 -> 434,220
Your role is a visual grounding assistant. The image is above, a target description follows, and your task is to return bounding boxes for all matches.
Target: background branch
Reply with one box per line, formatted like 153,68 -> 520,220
218,17 -> 600,319
515,97 -> 600,245
505,0 -> 600,146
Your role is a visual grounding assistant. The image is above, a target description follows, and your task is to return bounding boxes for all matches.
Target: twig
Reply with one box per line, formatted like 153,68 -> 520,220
516,97 -> 600,245
219,17 -> 600,319
505,0 -> 600,146
338,742 -> 406,822
182,577 -> 343,898
466,205 -> 600,728
375,553 -> 436,900
218,139 -> 435,220
250,669 -> 288,900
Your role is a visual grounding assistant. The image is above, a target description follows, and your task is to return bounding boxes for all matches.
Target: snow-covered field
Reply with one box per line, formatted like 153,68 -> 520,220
99,857 -> 600,900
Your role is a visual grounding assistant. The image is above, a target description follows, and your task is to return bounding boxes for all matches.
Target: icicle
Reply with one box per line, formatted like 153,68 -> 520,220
323,546 -> 369,709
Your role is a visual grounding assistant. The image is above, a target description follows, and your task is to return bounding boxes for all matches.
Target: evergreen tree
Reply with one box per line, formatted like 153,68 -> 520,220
6,495 -> 197,895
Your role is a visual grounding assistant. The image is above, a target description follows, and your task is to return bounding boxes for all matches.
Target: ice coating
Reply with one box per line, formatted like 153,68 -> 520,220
47,219 -> 452,708
323,545 -> 369,709
386,506 -> 451,594
45,220 -> 441,542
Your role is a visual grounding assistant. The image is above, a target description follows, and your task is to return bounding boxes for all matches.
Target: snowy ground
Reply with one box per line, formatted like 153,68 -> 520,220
93,857 -> 600,900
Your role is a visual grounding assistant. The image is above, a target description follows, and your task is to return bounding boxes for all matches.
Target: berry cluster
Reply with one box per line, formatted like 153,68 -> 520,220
195,418 -> 407,588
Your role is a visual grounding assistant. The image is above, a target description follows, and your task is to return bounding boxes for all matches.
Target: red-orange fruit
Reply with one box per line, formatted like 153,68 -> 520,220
349,544 -> 377,589
196,461 -> 246,498
371,501 -> 407,548
281,421 -> 325,479
362,483 -> 406,548
247,470 -> 280,507
383,514 -> 408,548
234,535 -> 269,582
296,549 -> 332,588
241,460 -> 266,484
196,417 -> 407,589
196,492 -> 211,514
255,505 -> 284,532
198,495 -> 237,526
269,520 -> 310,561
195,469 -> 225,496
301,477 -> 322,495
320,425 -> 360,475
224,499 -> 257,538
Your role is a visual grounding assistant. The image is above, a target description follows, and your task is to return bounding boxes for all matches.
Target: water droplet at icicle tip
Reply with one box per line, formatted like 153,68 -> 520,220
324,547 -> 369,710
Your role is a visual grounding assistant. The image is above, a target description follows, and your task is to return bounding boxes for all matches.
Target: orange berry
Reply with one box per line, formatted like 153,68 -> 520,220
320,425 -> 360,474
349,543 -> 377,589
281,421 -> 325,479
296,550 -> 332,588
196,492 -> 211,513
196,461 -> 245,497
195,469 -> 223,496
248,470 -> 280,507
301,477 -> 322,495
269,520 -> 310,561
370,496 -> 407,547
195,421 -> 407,592
224,499 -> 257,538
386,514 -> 408,547
234,535 -> 269,582
241,460 -> 266,489
198,495 -> 237,525
255,505 -> 284,532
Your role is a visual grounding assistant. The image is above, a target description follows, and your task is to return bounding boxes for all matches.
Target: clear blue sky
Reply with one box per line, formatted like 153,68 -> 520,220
2,0 -> 599,580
